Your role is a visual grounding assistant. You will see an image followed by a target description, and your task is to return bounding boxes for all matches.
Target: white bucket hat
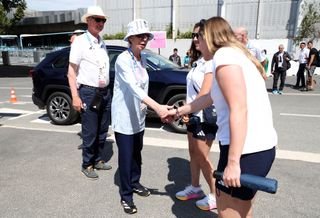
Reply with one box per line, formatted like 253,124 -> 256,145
81,6 -> 107,23
124,19 -> 154,42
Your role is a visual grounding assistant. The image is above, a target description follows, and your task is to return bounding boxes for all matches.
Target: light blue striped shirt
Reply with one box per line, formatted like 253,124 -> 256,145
111,50 -> 149,134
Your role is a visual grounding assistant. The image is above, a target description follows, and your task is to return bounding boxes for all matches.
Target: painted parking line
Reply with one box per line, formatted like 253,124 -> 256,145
280,93 -> 320,96
2,125 -> 79,134
0,87 -> 31,90
280,113 -> 320,118
2,125 -> 319,163
9,110 -> 45,120
0,108 -> 34,114
131,136 -> 320,163
268,92 -> 320,96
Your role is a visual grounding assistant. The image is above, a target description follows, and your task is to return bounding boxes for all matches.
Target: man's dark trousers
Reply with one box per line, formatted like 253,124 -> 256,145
295,63 -> 306,88
79,86 -> 111,169
273,67 -> 287,91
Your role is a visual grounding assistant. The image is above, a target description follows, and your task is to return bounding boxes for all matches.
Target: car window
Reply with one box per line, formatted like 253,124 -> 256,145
52,52 -> 69,68
108,50 -> 122,71
145,51 -> 180,70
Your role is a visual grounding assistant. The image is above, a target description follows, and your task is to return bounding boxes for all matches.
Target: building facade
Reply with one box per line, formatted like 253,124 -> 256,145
97,0 -> 302,40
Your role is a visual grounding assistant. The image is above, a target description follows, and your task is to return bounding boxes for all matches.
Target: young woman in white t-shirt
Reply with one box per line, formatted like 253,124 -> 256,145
175,22 -> 218,211
172,17 -> 277,217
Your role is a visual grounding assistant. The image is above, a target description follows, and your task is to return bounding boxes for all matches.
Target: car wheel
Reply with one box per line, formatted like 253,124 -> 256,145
46,92 -> 79,125
167,94 -> 187,134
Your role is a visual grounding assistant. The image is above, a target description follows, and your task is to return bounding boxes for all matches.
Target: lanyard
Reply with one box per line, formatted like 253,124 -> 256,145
85,31 -> 108,86
127,48 -> 146,86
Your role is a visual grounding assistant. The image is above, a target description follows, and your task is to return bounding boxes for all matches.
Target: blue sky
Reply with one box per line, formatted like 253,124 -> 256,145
26,0 -> 94,11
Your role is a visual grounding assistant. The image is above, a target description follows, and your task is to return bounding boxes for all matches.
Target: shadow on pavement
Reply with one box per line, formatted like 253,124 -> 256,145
165,157 -> 218,218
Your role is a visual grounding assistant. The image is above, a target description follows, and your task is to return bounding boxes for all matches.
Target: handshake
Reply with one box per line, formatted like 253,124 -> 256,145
155,104 -> 189,124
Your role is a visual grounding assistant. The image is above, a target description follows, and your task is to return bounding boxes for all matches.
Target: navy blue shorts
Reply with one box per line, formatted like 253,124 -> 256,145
186,116 -> 218,141
215,144 -> 276,200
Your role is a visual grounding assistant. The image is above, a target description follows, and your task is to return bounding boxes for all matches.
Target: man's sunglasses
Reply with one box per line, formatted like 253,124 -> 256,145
91,17 -> 107,23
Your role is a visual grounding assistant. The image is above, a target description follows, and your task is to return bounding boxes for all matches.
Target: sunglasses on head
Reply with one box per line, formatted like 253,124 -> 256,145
91,17 -> 107,23
199,19 -> 206,29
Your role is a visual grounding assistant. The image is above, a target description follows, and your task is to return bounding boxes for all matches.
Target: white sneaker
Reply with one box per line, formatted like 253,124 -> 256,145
196,193 -> 217,210
175,185 -> 205,201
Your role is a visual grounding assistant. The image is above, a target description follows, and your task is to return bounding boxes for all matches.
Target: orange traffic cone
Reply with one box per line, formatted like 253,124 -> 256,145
9,88 -> 17,103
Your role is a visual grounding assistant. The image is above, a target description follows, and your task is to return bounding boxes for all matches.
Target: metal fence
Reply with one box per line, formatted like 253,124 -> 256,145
0,49 -> 53,66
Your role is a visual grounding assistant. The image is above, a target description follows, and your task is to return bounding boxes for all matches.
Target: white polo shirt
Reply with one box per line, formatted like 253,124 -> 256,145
69,31 -> 110,87
211,47 -> 277,155
298,48 -> 309,64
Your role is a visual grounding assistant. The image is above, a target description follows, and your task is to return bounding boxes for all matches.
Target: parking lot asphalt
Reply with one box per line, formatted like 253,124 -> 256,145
0,75 -> 320,217
0,127 -> 319,218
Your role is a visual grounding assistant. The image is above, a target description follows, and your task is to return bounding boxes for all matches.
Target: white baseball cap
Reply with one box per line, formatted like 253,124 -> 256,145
81,6 -> 107,23
124,19 -> 154,42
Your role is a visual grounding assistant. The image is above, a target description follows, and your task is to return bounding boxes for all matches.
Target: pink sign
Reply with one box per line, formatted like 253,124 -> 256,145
150,31 -> 166,48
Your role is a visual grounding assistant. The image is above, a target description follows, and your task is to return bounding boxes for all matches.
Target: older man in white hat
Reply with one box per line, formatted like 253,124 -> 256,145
68,6 -> 112,180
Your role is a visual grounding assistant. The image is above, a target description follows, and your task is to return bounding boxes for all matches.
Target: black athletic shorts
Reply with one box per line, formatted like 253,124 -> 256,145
215,144 -> 276,200
186,116 -> 218,141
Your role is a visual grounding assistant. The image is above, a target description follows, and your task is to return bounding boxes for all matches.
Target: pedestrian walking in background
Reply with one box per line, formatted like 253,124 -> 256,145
183,50 -> 191,68
175,20 -> 218,211
171,17 -> 277,218
306,40 -> 318,91
68,6 -> 112,179
169,48 -> 182,66
271,44 -> 291,94
111,19 -> 173,214
294,41 -> 309,90
234,26 -> 267,80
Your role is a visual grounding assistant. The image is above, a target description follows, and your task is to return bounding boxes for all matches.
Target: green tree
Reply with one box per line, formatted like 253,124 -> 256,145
0,0 -> 26,34
294,1 -> 320,45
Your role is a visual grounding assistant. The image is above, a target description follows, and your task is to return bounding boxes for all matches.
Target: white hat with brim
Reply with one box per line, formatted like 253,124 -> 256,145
81,6 -> 107,23
124,19 -> 154,42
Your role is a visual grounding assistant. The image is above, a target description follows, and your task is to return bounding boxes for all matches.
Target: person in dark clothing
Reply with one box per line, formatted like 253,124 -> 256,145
271,44 -> 291,94
294,41 -> 309,89
306,41 -> 318,90
169,48 -> 182,66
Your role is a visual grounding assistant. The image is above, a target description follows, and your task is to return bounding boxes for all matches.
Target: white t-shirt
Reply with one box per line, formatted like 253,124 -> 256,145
277,52 -> 284,68
211,47 -> 277,154
298,48 -> 309,64
69,31 -> 110,87
186,57 -> 213,121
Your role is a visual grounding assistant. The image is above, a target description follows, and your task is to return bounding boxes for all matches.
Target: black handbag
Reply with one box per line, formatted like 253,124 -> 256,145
203,105 -> 217,125
192,84 -> 217,126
